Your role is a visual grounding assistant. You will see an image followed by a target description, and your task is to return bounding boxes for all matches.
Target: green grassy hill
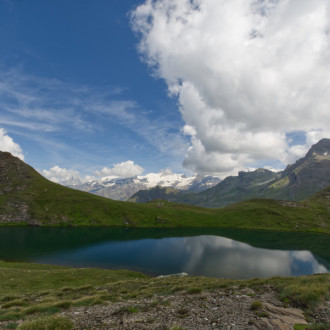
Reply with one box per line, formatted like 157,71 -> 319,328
0,151 -> 329,233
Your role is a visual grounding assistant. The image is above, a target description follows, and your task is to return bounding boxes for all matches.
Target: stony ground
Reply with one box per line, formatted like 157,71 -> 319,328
62,286 -> 329,329
1,270 -> 328,329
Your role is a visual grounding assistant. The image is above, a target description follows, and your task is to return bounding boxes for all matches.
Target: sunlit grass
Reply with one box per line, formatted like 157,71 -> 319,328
19,315 -> 74,330
1,152 -> 330,233
0,261 -> 328,328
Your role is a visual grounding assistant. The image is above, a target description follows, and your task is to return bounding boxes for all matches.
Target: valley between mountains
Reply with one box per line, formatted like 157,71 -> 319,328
0,140 -> 329,330
0,139 -> 330,234
64,139 -> 330,209
128,139 -> 330,207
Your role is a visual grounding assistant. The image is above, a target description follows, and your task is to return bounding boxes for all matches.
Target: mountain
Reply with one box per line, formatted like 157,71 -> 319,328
0,151 -> 216,227
272,138 -> 330,200
70,172 -> 221,201
129,139 -> 330,207
0,150 -> 329,233
129,168 -> 278,205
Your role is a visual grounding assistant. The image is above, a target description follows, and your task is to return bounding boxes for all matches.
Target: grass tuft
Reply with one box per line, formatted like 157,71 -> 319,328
294,324 -> 330,330
250,301 -> 262,311
176,308 -> 189,318
126,306 -> 139,314
18,315 -> 74,330
186,287 -> 202,294
170,326 -> 186,330
2,299 -> 27,308
0,311 -> 21,322
53,301 -> 71,309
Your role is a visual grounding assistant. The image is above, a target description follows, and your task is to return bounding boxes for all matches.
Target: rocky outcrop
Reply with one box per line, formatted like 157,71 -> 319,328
0,152 -> 36,224
257,302 -> 307,330
61,286 -> 314,329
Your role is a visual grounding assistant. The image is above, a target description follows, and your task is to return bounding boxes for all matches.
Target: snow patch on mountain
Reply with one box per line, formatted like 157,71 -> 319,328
68,172 -> 222,201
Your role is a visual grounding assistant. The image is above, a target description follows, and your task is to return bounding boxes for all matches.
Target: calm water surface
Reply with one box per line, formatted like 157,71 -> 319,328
0,227 -> 328,279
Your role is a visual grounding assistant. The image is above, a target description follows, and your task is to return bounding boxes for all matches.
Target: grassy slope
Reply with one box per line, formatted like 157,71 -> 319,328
3,178 -> 330,233
0,261 -> 329,327
0,152 -> 329,233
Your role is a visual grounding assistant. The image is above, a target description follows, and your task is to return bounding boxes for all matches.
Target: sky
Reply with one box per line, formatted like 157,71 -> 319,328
1,0 -> 330,184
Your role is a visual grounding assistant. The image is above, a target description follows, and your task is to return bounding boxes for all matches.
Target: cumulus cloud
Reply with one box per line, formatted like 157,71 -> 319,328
41,166 -> 82,185
0,128 -> 24,160
94,160 -> 144,178
41,161 -> 145,185
132,0 -> 330,175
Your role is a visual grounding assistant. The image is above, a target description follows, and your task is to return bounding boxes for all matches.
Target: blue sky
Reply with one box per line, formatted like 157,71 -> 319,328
0,0 -> 187,178
1,0 -> 330,183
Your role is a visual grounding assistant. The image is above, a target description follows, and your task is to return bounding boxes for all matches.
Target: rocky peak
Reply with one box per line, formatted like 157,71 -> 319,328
305,138 -> 330,158
283,138 -> 330,173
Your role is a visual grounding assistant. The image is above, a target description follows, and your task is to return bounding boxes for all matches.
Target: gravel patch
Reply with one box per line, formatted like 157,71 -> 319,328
62,287 -> 314,329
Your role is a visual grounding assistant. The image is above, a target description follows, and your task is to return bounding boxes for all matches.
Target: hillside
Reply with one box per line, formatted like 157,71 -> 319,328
128,185 -> 185,203
0,151 -> 215,227
0,151 -> 329,233
129,168 -> 278,205
130,139 -> 330,207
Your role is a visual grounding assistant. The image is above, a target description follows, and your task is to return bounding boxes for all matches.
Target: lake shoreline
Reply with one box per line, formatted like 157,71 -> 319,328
1,223 -> 330,236
1,227 -> 329,279
0,261 -> 329,329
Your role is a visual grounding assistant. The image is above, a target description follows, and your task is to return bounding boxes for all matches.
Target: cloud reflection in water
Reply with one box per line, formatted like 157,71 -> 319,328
180,236 -> 328,278
36,235 -> 328,279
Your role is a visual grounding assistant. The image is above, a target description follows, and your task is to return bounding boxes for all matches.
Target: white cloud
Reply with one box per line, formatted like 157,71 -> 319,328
41,161 -> 145,185
180,236 -> 328,278
94,160 -> 145,178
132,0 -> 330,176
0,128 -> 24,160
306,130 -> 330,146
41,166 -> 82,185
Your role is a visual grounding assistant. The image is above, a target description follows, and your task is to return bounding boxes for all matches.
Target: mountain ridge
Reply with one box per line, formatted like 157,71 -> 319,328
69,172 -> 221,201
129,139 -> 330,207
0,149 -> 329,233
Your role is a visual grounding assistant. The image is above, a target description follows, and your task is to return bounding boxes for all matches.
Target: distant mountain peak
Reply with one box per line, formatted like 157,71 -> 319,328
69,172 -> 222,201
130,139 -> 330,207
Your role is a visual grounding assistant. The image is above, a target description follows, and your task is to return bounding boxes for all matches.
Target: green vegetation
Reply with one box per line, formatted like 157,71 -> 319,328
250,301 -> 268,317
186,287 -> 202,294
269,176 -> 289,189
0,261 -> 146,297
19,315 -> 74,330
0,261 -> 328,328
1,153 -> 329,329
2,168 -> 330,233
1,151 -> 330,233
294,324 -> 330,330
250,300 -> 262,311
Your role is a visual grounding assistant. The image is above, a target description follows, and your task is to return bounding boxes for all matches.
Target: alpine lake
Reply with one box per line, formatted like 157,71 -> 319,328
1,227 -> 329,279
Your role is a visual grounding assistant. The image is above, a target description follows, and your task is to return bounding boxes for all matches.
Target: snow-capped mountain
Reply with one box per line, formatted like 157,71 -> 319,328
69,172 -> 222,201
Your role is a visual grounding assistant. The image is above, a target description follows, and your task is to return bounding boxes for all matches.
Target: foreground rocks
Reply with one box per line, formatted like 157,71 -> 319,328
62,286 -> 323,329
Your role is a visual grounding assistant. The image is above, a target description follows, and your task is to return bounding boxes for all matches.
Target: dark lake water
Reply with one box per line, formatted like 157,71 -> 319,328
0,227 -> 329,279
